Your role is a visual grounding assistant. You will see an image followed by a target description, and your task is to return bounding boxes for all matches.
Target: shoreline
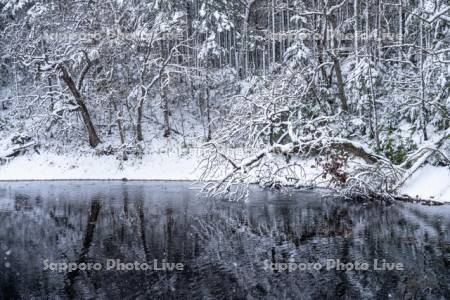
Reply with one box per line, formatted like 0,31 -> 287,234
0,152 -> 448,204
0,178 -> 198,182
1,178 -> 447,206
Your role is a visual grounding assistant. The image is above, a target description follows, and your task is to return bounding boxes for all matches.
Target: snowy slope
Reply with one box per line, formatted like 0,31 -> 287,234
400,165 -> 450,203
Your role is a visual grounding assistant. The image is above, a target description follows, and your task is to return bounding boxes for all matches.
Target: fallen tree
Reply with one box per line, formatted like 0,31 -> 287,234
0,141 -> 38,163
201,128 -> 449,201
200,137 -> 403,199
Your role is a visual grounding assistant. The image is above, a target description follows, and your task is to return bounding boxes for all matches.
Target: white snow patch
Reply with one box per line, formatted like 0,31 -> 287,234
401,165 -> 450,203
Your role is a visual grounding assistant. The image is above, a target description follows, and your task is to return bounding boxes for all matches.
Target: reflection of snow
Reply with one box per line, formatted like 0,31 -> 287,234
0,196 -> 15,212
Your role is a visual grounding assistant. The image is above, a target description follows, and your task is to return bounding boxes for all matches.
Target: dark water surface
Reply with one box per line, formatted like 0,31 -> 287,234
0,181 -> 449,299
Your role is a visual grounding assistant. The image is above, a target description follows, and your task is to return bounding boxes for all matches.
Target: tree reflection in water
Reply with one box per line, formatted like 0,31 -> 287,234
0,181 -> 449,299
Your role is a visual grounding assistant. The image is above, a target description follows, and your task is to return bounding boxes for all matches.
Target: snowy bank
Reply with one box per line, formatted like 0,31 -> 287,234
0,151 -> 322,183
400,165 -> 450,203
0,152 -> 203,181
1,151 -> 448,204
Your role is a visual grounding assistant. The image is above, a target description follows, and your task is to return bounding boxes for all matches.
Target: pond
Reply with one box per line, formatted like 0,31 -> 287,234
0,181 -> 449,299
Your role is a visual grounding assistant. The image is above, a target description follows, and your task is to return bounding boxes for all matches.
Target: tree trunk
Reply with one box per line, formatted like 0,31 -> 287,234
328,13 -> 349,112
161,73 -> 170,138
271,0 -> 276,65
331,56 -> 349,112
398,0 -> 403,59
58,64 -> 101,148
239,0 -> 254,78
419,20 -> 428,141
136,86 -> 146,142
354,0 -> 359,63
111,98 -> 125,145
368,63 -> 380,149
206,87 -> 212,141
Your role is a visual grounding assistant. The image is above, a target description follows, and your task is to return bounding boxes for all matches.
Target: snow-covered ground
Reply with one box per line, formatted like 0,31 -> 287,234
400,165 -> 450,203
0,151 -> 203,181
0,150 -> 321,181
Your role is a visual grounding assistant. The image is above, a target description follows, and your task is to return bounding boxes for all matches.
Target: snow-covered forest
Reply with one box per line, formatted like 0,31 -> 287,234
0,0 -> 449,201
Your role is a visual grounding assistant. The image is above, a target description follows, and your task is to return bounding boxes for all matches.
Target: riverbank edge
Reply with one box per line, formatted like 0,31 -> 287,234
0,178 -> 447,206
0,152 -> 448,204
